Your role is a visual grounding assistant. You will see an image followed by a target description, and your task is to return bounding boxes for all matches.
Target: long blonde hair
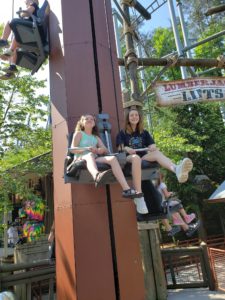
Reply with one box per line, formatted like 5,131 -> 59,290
124,109 -> 144,134
75,114 -> 99,136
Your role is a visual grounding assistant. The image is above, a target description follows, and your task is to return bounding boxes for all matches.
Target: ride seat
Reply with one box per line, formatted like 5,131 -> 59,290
10,0 -> 50,74
64,113 -> 159,184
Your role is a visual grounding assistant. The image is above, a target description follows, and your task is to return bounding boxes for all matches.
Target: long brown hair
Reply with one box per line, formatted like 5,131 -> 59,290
75,114 -> 99,136
26,0 -> 39,5
124,109 -> 144,134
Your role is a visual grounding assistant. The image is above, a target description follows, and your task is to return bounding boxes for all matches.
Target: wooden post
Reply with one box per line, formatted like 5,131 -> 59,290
138,223 -> 167,300
121,2 -> 143,112
200,242 -> 216,291
118,57 -> 225,68
48,1 -> 145,299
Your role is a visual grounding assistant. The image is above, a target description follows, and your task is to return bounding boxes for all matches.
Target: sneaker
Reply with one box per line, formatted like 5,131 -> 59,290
0,39 -> 9,48
0,72 -> 15,80
167,226 -> 181,237
175,158 -> 193,183
94,169 -> 113,187
133,196 -> 148,214
2,64 -> 18,74
2,49 -> 13,58
186,220 -> 200,237
184,213 -> 196,224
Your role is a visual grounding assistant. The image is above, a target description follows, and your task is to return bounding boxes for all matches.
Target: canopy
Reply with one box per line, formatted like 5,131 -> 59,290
208,180 -> 225,203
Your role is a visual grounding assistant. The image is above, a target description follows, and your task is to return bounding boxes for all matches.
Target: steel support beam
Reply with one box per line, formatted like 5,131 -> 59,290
48,1 -> 145,299
167,0 -> 188,79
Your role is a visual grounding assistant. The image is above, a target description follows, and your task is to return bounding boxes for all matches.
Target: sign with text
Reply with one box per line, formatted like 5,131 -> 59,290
154,77 -> 225,107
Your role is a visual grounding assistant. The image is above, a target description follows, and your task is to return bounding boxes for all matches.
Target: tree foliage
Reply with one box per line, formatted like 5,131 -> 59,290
139,2 -> 225,236
0,25 -> 51,210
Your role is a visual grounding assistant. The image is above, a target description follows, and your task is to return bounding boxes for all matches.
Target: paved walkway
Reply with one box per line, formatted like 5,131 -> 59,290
168,288 -> 225,299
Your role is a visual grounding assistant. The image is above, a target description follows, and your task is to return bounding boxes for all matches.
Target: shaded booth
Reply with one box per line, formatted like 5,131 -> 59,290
10,0 -> 50,74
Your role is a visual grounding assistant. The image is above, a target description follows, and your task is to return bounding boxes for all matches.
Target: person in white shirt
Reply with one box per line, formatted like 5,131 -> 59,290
7,223 -> 19,247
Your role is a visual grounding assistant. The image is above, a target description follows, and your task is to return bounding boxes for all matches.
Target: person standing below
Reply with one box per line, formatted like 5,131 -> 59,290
7,223 -> 19,247
116,108 -> 193,216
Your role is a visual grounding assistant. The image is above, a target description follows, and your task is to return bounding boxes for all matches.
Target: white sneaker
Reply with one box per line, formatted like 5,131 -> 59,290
176,158 -> 193,183
134,197 -> 148,214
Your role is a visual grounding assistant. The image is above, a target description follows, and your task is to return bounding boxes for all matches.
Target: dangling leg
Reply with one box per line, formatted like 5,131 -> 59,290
125,154 -> 148,213
96,156 -> 147,212
1,38 -> 18,60
172,212 -> 186,225
126,154 -> 142,194
82,152 -> 100,180
179,208 -> 196,224
96,155 -> 130,190
161,219 -> 181,237
142,150 -> 193,183
0,21 -> 12,47
142,150 -> 176,172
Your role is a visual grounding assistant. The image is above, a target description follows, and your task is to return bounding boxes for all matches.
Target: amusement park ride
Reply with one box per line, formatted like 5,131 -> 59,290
0,0 -> 225,299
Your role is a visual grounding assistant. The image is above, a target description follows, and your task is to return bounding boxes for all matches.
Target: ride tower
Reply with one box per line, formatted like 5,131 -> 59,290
48,1 -> 145,299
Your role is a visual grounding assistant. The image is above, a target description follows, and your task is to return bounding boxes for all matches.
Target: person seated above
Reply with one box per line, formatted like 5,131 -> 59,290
0,0 -> 39,80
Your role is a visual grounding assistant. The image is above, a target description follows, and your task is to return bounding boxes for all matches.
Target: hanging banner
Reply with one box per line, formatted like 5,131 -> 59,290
154,77 -> 225,107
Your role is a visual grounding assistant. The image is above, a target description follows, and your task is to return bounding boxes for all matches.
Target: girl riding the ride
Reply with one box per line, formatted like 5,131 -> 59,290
70,114 -> 144,203
116,109 -> 193,213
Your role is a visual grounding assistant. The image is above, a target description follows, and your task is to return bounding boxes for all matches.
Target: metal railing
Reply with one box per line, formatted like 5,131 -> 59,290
209,247 -> 225,292
161,243 -> 215,290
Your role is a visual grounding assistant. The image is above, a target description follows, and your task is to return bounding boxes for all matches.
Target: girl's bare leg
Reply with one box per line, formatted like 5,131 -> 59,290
162,219 -> 182,236
1,22 -> 12,40
11,39 -> 18,51
96,156 -> 130,190
142,151 -> 193,183
142,150 -> 176,173
181,223 -> 189,231
126,154 -> 142,193
82,153 -> 99,179
162,219 -> 172,231
179,208 -> 188,218
179,209 -> 196,223
172,212 -> 185,225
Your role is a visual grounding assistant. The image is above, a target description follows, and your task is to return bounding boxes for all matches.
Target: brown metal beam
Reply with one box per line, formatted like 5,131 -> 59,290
118,57 -> 225,68
49,0 -> 145,299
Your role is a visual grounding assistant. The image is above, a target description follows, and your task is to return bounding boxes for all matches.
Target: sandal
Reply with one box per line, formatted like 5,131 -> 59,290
186,220 -> 201,237
94,169 -> 113,187
122,189 -> 142,199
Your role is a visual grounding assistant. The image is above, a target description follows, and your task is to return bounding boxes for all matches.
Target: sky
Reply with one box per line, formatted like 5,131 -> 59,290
0,0 -> 178,94
0,0 -> 45,23
0,0 -> 177,31
112,0 -> 177,31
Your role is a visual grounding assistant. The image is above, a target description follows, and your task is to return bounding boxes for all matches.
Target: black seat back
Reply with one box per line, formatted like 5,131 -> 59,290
12,0 -> 50,74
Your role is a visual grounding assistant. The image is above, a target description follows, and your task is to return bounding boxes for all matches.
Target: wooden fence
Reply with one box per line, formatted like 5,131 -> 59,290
0,259 -> 55,300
